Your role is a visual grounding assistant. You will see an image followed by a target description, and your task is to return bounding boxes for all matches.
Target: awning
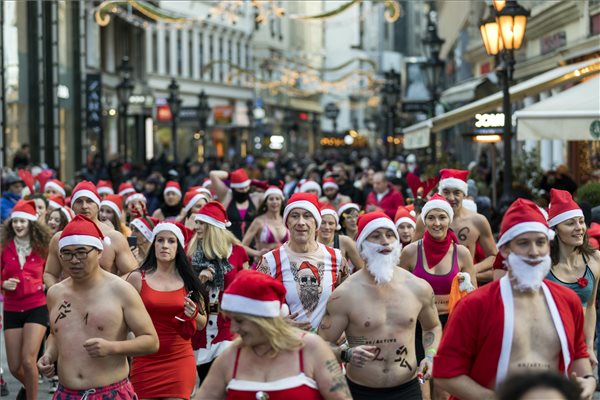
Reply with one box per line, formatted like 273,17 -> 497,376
403,58 -> 600,148
515,76 -> 600,141
440,77 -> 489,104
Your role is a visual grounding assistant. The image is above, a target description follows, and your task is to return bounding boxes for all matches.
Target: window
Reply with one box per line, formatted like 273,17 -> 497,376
188,31 -> 193,77
176,30 -> 183,76
218,37 -> 223,82
152,30 -> 158,72
209,35 -> 214,80
165,32 -> 171,74
245,43 -> 250,70
199,33 -> 204,78
237,41 -> 241,66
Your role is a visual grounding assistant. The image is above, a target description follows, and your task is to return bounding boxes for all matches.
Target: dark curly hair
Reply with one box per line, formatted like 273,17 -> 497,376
1,218 -> 53,258
496,371 -> 582,400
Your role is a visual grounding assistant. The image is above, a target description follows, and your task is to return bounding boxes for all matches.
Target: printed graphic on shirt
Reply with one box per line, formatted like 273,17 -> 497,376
291,261 -> 324,316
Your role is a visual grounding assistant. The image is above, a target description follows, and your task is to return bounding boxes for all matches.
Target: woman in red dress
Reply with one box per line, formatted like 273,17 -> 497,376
127,221 -> 207,399
187,201 -> 249,384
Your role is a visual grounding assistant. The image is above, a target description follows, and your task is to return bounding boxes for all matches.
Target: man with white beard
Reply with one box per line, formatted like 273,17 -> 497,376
433,198 -> 596,400
319,211 -> 442,400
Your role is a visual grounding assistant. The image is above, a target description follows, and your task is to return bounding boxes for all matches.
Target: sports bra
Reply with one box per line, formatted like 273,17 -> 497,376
413,240 -> 459,295
259,224 -> 289,245
546,254 -> 595,307
226,346 -> 323,400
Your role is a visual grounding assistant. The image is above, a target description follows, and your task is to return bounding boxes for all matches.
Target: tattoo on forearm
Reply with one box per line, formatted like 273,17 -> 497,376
83,312 -> 89,325
394,346 -> 412,370
54,301 -> 72,324
325,359 -> 352,397
423,332 -> 435,348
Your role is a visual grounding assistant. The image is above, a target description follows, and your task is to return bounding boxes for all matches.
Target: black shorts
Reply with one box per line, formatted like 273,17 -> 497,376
3,305 -> 49,330
347,377 -> 422,400
415,313 -> 449,363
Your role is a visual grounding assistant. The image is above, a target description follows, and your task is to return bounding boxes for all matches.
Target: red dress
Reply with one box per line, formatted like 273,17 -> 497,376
130,275 -> 196,399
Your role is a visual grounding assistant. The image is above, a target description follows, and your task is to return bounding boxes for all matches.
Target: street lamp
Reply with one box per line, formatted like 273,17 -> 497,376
167,78 -> 182,164
421,3 -> 445,163
479,0 -> 529,204
116,56 -> 134,162
381,69 -> 401,157
197,90 -> 210,161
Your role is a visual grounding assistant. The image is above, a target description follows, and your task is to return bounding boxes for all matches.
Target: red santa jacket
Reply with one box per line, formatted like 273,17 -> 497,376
364,186 -> 404,219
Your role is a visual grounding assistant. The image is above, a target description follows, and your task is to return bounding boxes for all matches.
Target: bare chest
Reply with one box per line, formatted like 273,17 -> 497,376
450,219 -> 479,254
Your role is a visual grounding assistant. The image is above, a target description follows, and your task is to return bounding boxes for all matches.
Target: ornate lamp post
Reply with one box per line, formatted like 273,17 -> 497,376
167,78 -> 182,164
381,70 -> 401,157
421,3 -> 445,163
480,0 -> 529,204
116,57 -> 134,162
197,90 -> 210,161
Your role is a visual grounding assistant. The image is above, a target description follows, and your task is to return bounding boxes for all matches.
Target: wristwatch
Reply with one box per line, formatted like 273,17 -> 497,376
341,348 -> 352,363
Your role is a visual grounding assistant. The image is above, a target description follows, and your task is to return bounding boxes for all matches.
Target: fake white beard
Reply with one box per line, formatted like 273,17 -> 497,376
507,253 -> 552,291
360,241 -> 401,285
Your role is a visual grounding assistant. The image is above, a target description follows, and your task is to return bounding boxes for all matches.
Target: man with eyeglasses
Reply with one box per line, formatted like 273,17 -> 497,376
37,214 -> 159,399
257,193 -> 346,331
43,181 -> 138,288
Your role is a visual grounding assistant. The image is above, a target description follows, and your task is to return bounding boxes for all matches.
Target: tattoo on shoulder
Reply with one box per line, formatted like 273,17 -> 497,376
54,301 -> 72,324
325,359 -> 352,397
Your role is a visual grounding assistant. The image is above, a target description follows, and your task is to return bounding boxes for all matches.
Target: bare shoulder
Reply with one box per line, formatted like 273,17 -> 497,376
302,331 -> 329,353
402,271 -> 434,299
457,244 -> 472,259
122,269 -> 142,292
402,241 -> 418,255
107,271 -> 140,298
472,212 -> 492,229
588,249 -> 600,273
47,279 -> 69,301
339,235 -> 355,247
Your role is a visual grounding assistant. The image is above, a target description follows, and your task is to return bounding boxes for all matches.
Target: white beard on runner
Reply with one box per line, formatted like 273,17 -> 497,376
360,241 -> 401,285
507,252 -> 552,291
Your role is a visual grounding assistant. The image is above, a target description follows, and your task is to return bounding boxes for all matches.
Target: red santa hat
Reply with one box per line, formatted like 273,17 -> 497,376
10,200 -> 38,221
322,177 -> 339,191
394,206 -> 416,229
47,195 -> 65,210
356,211 -> 399,250
44,179 -> 66,197
97,180 -> 114,195
71,181 -> 101,207
337,202 -> 360,217
130,216 -> 159,242
497,198 -> 555,248
547,188 -> 584,227
195,201 -> 232,229
60,206 -> 75,222
100,194 -> 123,219
152,221 -> 187,247
164,181 -> 182,198
59,215 -> 108,250
125,193 -> 146,206
299,180 -> 322,197
182,191 -> 209,215
202,178 -> 212,188
118,182 -> 136,196
421,193 -> 454,222
230,168 -> 251,189
320,205 -> 341,230
221,269 -> 289,318
189,186 -> 213,199
264,186 -> 285,200
438,169 -> 469,195
283,192 -> 322,228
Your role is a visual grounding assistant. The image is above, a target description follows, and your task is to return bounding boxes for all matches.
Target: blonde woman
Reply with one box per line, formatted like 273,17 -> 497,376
189,201 -> 249,383
196,269 -> 352,400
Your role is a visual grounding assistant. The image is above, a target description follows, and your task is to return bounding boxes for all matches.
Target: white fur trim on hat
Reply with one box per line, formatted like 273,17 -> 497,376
338,203 -> 360,217
183,193 -> 208,215
300,181 -> 322,197
60,207 -> 74,222
100,200 -> 121,219
97,187 -> 114,195
547,209 -> 584,228
497,221 -> 555,248
125,193 -> 146,205
45,181 -> 66,197
197,187 -> 212,197
131,219 -> 153,242
321,209 -> 341,230
48,199 -> 63,210
264,187 -> 284,200
438,178 -> 468,195
230,179 -> 251,189
72,190 -> 101,207
195,213 -> 232,229
221,293 -> 282,318
10,211 -> 38,221
153,223 -> 184,246
164,187 -> 182,198
323,181 -> 339,190
395,217 -> 416,229
284,200 -> 322,228
59,234 -> 103,250
356,218 -> 399,249
421,199 -> 454,223
119,187 -> 135,196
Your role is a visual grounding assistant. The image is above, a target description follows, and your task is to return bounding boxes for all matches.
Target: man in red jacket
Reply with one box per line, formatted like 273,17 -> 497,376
365,172 -> 404,219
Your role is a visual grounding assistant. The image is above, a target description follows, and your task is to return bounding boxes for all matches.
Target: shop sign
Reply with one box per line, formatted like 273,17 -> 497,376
474,113 -> 504,128
86,74 -> 102,130
179,106 -> 200,122
213,105 -> 234,125
590,120 -> 600,139
157,104 -> 172,122
540,31 -> 566,55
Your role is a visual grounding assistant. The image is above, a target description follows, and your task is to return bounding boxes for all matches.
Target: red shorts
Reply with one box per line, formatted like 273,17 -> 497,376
53,378 -> 138,400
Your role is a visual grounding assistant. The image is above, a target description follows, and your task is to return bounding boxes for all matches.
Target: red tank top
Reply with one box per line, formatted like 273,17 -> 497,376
225,347 -> 323,400
413,240 -> 459,295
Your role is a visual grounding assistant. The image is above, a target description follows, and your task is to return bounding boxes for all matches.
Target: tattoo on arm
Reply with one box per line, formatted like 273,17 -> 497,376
423,332 -> 435,348
83,312 -> 89,325
54,301 -> 72,324
325,359 -> 352,397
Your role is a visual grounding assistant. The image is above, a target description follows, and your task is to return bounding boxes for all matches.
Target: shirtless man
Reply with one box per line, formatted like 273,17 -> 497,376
433,199 -> 595,400
43,181 -> 137,287
37,215 -> 158,398
415,169 -> 496,284
319,211 -> 442,400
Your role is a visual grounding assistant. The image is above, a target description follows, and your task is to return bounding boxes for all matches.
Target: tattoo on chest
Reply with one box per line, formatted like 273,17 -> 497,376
457,227 -> 470,242
54,301 -> 72,324
83,312 -> 89,325
347,336 -> 398,347
516,362 -> 551,369
394,346 -> 412,370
